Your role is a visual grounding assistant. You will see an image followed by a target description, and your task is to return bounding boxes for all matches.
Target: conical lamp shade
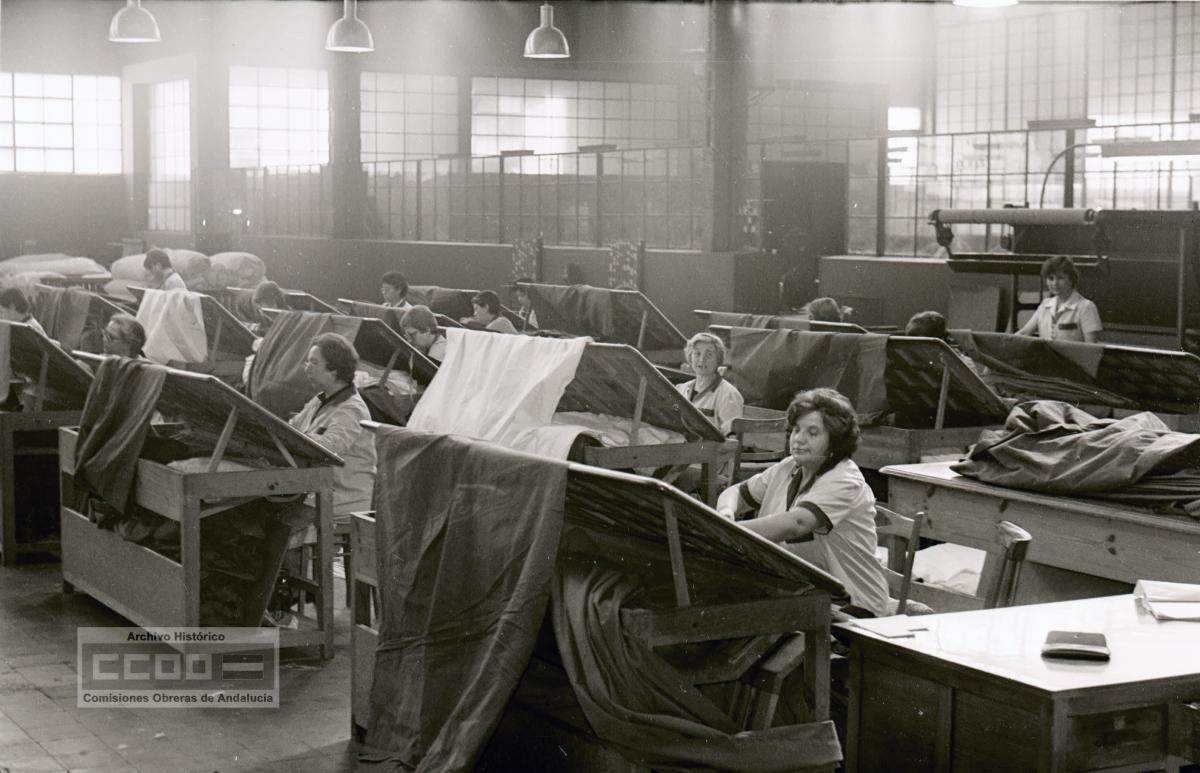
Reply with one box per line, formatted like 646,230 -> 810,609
524,3 -> 569,59
108,0 -> 161,43
326,0 -> 374,53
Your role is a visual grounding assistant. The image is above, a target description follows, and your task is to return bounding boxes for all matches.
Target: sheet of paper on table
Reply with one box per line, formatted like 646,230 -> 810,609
847,615 -> 930,639
1134,579 -> 1200,621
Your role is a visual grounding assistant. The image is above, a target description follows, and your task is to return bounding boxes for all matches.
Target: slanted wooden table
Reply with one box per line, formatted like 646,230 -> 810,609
60,363 -> 343,657
524,282 -> 687,365
838,594 -> 1200,772
0,322 -> 94,565
884,461 -> 1200,602
856,336 -> 1010,474
562,343 -> 735,506
352,451 -> 846,769
129,286 -> 257,385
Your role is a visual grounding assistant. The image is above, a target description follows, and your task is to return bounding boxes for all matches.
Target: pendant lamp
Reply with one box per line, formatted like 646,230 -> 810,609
326,0 -> 374,53
108,0 -> 161,44
524,3 -> 570,60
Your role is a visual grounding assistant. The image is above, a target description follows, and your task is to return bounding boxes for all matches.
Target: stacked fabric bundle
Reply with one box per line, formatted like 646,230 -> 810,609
953,400 -> 1200,515
105,248 -> 267,299
0,253 -> 108,294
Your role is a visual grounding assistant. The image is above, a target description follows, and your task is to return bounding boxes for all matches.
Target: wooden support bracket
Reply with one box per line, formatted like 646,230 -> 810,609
207,407 -> 238,472
33,351 -> 49,412
630,375 -> 647,446
935,354 -> 952,430
621,595 -> 823,648
209,315 -> 224,364
663,499 -> 690,607
266,426 -> 298,469
380,346 -> 402,387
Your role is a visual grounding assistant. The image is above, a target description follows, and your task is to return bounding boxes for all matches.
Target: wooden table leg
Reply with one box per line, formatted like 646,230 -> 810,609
805,605 -> 831,721
845,646 -> 863,773
181,499 -> 202,626
316,490 -> 335,660
1,423 -> 15,567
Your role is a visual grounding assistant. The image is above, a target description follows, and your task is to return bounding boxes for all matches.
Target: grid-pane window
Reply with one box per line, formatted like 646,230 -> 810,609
361,72 -> 458,163
72,75 -> 122,174
1177,3 -> 1200,121
1087,4 -> 1173,126
0,72 -> 121,174
229,66 -> 329,168
469,77 -> 678,157
148,79 -> 190,232
747,81 -> 883,143
935,5 -> 1190,132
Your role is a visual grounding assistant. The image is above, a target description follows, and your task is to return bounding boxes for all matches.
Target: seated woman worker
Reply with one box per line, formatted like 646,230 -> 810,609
1015,255 -> 1102,343
677,331 -> 743,436
289,332 -> 377,521
400,304 -> 447,363
102,313 -> 148,359
0,287 -> 45,337
463,290 -> 517,334
716,387 -> 889,617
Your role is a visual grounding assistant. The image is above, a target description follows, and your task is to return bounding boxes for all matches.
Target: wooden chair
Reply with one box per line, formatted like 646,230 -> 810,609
876,504 -> 1033,614
873,505 -> 923,615
730,408 -> 788,482
301,521 -> 353,609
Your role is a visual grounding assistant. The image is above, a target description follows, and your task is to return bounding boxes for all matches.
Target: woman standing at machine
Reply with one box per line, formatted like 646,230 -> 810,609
1016,255 -> 1102,343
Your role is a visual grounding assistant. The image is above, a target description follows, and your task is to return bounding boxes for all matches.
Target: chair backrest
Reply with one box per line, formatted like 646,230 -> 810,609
983,520 -> 1033,609
729,407 -> 787,481
874,505 -> 923,615
878,504 -> 1033,614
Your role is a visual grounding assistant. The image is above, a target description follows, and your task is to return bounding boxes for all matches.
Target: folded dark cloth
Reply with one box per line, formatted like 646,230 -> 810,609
727,326 -> 888,413
74,357 -> 167,514
550,553 -> 842,772
953,331 -> 1133,408
953,400 -> 1200,513
248,311 -> 361,418
34,285 -> 91,350
359,427 -> 567,773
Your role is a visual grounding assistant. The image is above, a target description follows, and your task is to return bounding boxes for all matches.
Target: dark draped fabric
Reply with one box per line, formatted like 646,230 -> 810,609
529,285 -> 615,341
359,383 -> 414,426
344,300 -> 402,330
726,326 -> 888,413
550,553 -> 842,771
951,331 -> 1132,408
247,311 -> 361,419
34,285 -> 91,350
407,287 -> 476,322
74,357 -> 167,513
359,427 -> 568,773
953,400 -> 1200,513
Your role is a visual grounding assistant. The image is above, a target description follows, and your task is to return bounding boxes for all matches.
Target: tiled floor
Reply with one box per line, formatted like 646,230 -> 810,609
0,559 -> 355,773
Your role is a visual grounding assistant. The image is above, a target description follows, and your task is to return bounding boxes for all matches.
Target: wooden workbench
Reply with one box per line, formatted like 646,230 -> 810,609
353,446 -> 845,768
884,461 -> 1200,602
839,594 -> 1200,772
60,361 -> 343,657
0,321 -> 94,566
129,286 -> 257,385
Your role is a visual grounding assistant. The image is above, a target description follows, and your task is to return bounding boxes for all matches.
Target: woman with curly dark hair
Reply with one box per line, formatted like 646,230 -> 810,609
717,387 -> 888,616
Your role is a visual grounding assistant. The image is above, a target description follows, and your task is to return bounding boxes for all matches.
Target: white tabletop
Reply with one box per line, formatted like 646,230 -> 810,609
837,594 -> 1200,696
